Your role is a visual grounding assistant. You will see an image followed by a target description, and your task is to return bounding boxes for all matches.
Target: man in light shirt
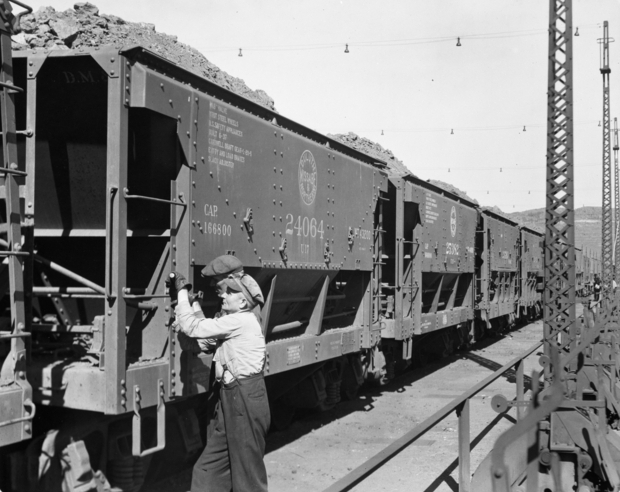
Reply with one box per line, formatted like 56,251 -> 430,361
170,255 -> 270,492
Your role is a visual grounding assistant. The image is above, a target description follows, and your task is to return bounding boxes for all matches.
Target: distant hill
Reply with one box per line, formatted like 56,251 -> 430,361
508,206 -> 605,256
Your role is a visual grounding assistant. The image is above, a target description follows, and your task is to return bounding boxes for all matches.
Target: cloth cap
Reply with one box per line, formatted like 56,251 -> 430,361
217,273 -> 264,308
201,255 -> 244,278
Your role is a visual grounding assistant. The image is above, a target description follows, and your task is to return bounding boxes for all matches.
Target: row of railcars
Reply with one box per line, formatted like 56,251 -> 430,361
0,45 -> 596,491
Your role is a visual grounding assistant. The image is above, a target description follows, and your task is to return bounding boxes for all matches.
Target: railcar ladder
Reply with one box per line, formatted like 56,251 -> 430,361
0,0 -> 35,447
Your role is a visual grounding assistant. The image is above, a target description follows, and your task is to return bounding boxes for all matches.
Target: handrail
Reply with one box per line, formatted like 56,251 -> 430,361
0,80 -> 22,93
0,166 -> 27,176
323,340 -> 543,492
123,188 -> 187,207
132,380 -> 166,457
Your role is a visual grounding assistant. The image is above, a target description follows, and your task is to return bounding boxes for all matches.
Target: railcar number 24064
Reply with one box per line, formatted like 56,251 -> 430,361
285,214 -> 325,239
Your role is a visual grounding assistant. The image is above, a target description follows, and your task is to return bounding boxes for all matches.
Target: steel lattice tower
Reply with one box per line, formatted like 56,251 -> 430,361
601,21 -> 613,295
544,0 -> 576,378
614,118 -> 619,276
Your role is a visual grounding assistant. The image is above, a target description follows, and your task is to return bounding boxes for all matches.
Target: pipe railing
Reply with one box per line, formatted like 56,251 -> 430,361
323,340 -> 543,492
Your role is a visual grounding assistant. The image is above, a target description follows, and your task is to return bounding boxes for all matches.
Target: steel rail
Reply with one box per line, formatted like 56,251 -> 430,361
322,340 -> 543,492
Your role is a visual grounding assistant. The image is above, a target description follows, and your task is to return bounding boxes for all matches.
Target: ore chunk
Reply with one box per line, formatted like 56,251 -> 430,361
50,17 -> 80,42
74,2 -> 99,16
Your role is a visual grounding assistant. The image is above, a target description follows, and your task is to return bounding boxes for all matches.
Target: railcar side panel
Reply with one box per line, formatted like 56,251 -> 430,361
519,227 -> 543,317
476,210 -> 520,328
381,176 -> 477,345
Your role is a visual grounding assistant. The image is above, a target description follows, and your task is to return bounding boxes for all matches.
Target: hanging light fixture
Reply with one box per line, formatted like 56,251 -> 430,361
238,48 -> 243,57
456,37 -> 461,47
451,129 -> 454,134
523,126 -> 526,132
344,44 -> 349,53
381,130 -> 384,135
575,27 -> 580,36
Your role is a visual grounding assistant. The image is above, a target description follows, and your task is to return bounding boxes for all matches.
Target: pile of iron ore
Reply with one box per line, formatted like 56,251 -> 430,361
13,4 -> 482,206
329,133 -> 478,203
12,2 -> 276,111
328,132 -> 411,177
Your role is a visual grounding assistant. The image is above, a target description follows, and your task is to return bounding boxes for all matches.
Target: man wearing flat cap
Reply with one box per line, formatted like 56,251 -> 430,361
170,255 -> 270,492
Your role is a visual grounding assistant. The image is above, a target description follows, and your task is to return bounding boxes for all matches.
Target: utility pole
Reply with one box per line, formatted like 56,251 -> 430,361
600,21 -> 613,296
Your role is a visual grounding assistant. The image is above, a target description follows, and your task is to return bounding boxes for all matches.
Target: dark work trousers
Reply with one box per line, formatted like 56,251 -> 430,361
191,373 -> 271,491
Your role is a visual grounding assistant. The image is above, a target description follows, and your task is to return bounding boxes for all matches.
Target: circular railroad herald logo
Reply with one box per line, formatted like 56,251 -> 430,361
299,150 -> 317,206
450,206 -> 457,237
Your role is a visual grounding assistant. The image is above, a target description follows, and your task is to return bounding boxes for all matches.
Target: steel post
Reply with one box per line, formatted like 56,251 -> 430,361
0,19 -> 32,444
104,57 -> 128,415
516,359 -> 525,420
457,399 -> 471,492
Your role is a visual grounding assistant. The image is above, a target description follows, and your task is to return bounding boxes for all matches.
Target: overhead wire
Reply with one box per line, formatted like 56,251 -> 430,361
195,23 -> 602,53
193,21 -> 606,211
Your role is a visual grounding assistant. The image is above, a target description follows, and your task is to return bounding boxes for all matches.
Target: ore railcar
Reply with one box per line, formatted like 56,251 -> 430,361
475,209 -> 521,333
379,175 -> 478,373
518,226 -> 543,319
0,45 -> 388,491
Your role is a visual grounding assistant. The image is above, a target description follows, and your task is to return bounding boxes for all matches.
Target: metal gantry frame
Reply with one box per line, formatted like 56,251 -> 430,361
487,7 -> 620,492
614,117 -> 619,276
543,0 -> 576,381
600,21 -> 613,295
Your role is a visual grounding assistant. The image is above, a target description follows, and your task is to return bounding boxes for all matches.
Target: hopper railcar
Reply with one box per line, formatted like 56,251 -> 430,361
378,175 -> 478,374
474,209 -> 521,333
0,43 -> 597,492
0,45 -> 389,491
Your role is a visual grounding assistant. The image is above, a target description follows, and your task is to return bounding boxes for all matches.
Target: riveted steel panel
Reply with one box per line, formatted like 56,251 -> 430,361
419,306 -> 473,334
520,228 -> 543,275
124,361 -> 171,411
482,210 -> 519,272
129,52 -> 389,272
405,180 -> 477,274
185,93 -> 382,272
520,227 -> 544,308
264,329 -> 360,375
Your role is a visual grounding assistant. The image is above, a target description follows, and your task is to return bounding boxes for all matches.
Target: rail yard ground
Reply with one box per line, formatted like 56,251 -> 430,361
152,315 -> 548,492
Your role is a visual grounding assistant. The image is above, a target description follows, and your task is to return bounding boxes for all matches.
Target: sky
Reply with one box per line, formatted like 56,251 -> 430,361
20,0 -> 620,212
